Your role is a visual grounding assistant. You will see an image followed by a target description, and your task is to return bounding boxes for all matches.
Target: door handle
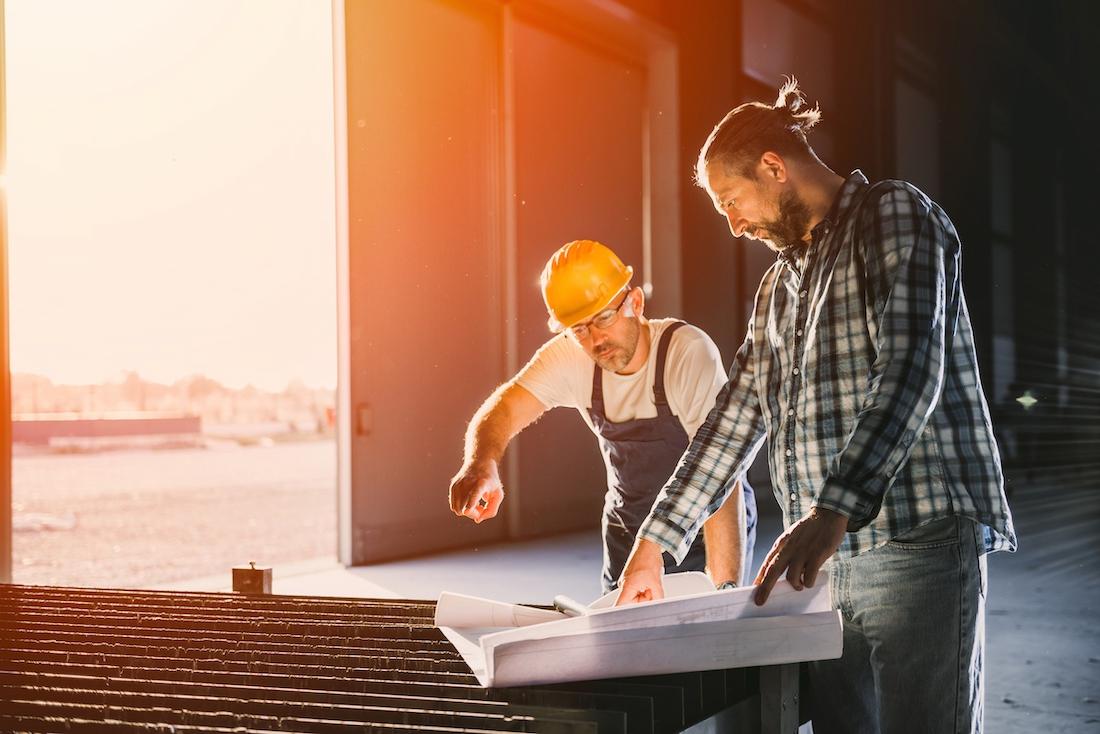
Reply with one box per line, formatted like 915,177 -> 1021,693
356,404 -> 373,436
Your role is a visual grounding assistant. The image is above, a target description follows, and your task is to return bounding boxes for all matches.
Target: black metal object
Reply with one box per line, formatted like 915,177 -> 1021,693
0,584 -> 801,733
231,562 -> 272,595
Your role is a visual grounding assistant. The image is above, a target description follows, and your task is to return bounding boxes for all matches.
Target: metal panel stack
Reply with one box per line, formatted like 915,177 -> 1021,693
0,584 -> 771,733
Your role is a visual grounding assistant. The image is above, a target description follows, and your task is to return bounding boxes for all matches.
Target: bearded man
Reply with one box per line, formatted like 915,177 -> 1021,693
616,79 -> 1016,734
449,240 -> 757,593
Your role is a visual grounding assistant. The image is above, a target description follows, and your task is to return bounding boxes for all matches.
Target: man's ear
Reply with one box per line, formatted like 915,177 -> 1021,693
759,151 -> 788,183
628,287 -> 645,318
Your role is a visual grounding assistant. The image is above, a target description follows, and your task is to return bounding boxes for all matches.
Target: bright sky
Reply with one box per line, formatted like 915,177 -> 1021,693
4,0 -> 337,391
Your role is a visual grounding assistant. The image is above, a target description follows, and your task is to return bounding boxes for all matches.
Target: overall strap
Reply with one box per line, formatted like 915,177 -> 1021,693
652,321 -> 687,407
590,358 -> 606,414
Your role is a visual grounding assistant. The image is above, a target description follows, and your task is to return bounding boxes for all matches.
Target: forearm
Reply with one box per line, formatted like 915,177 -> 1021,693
452,382 -> 547,522
817,337 -> 945,526
464,382 -> 545,465
702,481 -> 744,586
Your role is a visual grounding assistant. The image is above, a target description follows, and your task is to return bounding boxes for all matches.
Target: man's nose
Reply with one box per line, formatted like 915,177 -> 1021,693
726,211 -> 748,237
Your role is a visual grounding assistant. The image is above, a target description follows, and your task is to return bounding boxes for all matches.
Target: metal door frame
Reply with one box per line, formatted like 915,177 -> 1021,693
0,0 -> 12,584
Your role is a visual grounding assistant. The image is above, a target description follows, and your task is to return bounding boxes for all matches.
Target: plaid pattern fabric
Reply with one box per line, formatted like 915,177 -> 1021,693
640,171 -> 1016,561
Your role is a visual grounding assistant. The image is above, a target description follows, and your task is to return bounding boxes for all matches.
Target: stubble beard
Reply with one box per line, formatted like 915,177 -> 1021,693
593,321 -> 640,373
757,189 -> 813,254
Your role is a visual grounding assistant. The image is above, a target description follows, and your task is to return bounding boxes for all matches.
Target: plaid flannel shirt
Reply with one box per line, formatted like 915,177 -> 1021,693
640,170 -> 1017,561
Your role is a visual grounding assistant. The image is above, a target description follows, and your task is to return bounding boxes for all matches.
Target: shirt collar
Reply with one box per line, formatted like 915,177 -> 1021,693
814,169 -> 869,238
778,169 -> 869,268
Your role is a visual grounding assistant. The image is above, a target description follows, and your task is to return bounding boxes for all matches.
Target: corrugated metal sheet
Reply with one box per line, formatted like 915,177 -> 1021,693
0,584 -> 777,733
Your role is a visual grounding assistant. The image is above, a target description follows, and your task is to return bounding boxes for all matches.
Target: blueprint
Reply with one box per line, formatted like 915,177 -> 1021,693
435,572 -> 843,687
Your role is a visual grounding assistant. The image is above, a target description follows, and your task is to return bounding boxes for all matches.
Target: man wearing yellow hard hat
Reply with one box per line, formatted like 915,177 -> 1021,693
448,240 -> 756,592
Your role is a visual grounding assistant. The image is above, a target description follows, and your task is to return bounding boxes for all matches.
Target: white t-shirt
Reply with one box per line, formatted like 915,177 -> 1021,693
515,318 -> 726,440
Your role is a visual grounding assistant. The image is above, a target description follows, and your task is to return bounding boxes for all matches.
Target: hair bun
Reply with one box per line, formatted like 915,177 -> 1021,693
775,76 -> 804,112
774,75 -> 821,131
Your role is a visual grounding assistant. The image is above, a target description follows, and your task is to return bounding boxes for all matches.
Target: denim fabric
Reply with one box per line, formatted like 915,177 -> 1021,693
809,515 -> 987,733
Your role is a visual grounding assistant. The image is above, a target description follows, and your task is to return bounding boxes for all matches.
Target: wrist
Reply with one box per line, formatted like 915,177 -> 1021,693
632,537 -> 665,567
811,505 -> 848,525
707,564 -> 739,585
465,456 -> 499,474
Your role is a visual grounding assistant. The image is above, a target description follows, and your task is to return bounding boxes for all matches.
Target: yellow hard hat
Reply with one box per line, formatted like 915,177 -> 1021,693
540,240 -> 633,331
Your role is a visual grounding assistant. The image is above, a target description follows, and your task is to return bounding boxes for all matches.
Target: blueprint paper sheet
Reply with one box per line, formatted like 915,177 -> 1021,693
435,572 -> 843,687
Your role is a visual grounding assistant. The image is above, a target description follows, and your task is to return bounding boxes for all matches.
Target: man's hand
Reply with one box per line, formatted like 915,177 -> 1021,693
449,460 -> 504,524
752,506 -> 847,605
614,538 -> 666,606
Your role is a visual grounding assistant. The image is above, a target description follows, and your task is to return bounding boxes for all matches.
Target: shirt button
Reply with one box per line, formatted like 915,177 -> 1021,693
785,448 -> 793,457
796,329 -> 803,336
792,368 -> 800,375
800,290 -> 807,297
788,408 -> 795,416
790,492 -> 797,501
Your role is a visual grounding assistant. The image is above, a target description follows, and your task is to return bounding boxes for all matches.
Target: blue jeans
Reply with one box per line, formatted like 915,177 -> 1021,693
809,515 -> 987,734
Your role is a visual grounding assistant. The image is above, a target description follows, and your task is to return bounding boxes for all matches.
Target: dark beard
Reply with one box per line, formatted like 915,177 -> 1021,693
759,189 -> 813,254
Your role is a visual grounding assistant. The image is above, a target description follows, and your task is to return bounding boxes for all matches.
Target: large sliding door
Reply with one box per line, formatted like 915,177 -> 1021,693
337,0 -> 678,564
341,0 -> 506,562
508,15 -> 646,535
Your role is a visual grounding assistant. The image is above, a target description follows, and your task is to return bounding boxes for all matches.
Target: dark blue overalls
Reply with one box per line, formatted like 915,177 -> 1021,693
589,321 -> 757,592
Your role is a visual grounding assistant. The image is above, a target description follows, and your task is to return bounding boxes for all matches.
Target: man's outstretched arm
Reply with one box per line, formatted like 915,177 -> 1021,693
666,329 -> 749,589
449,382 -> 546,523
701,478 -> 745,586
